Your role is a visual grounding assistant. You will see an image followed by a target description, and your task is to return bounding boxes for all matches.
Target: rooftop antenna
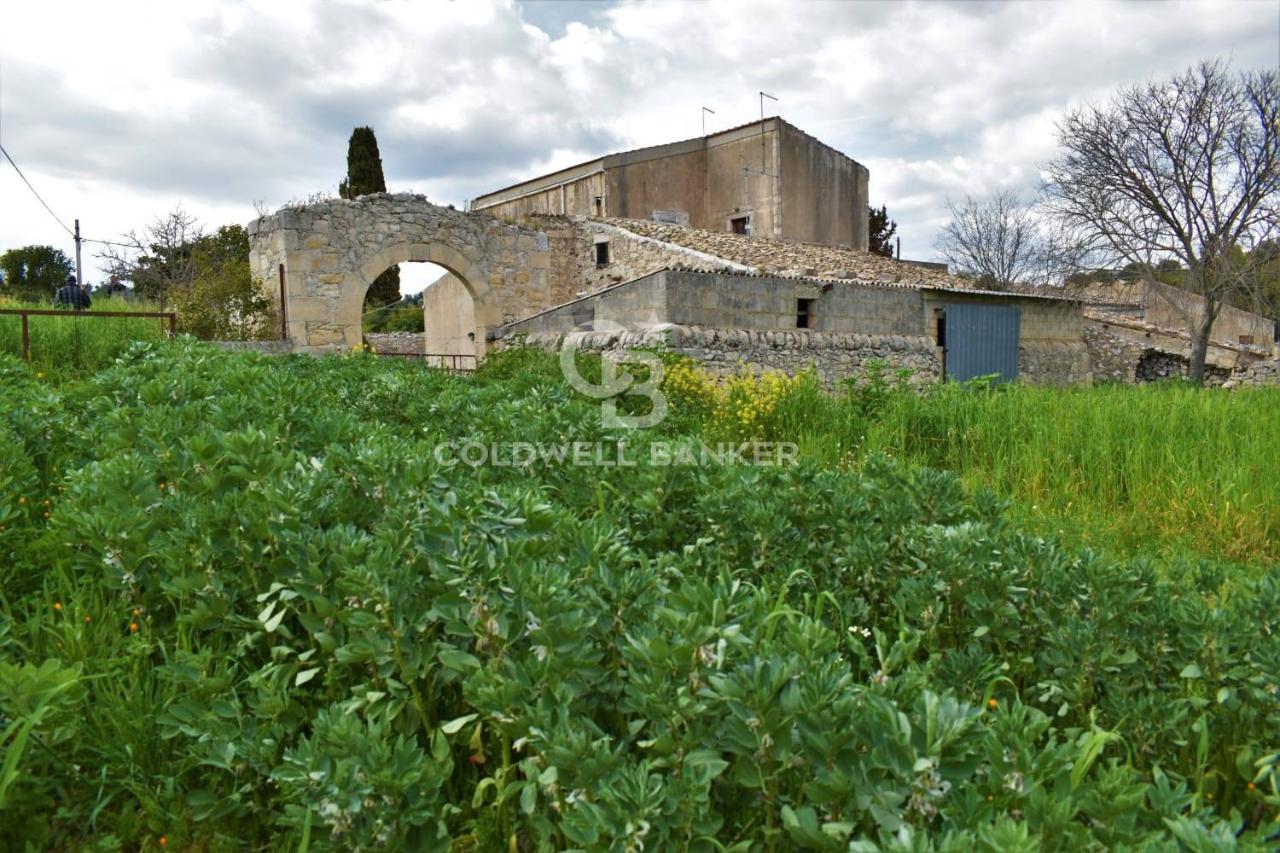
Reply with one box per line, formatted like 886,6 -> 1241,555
757,92 -> 779,183
759,91 -> 778,121
701,106 -> 716,136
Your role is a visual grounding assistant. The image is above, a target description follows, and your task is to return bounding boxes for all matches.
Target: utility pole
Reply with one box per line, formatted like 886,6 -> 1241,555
74,218 -> 83,289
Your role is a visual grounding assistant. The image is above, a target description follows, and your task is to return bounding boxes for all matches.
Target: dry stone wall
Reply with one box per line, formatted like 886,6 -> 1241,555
502,325 -> 940,388
1227,358 -> 1280,388
366,332 -> 424,354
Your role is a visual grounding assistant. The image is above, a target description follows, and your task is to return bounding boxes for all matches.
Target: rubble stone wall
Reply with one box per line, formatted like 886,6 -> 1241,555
501,325 -> 941,388
366,332 -> 424,354
1225,357 -> 1280,388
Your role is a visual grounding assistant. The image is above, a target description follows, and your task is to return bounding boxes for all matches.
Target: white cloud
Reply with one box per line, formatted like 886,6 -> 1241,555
1,0 -> 1275,281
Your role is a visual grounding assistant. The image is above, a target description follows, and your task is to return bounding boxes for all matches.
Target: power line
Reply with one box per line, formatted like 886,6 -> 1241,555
0,142 -> 75,238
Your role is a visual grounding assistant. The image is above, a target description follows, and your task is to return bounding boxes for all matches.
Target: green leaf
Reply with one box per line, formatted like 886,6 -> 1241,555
295,668 -> 320,687
438,648 -> 481,671
1179,663 -> 1203,679
441,713 -> 478,734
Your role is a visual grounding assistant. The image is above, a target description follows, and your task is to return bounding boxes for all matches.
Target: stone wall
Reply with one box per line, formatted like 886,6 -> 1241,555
1227,358 -> 1280,388
366,332 -> 424,354
503,325 -> 940,388
1085,321 -> 1240,386
211,340 -> 294,354
1084,322 -> 1147,383
247,193 -> 554,354
1019,341 -> 1092,385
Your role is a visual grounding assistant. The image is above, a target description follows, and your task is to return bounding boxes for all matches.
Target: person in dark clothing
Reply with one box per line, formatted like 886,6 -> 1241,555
54,275 -> 91,310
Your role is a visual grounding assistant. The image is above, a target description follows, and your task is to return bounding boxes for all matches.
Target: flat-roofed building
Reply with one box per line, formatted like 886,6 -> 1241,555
471,117 -> 871,251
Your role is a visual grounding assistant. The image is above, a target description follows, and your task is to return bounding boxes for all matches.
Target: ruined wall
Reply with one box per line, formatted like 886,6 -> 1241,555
780,122 -> 868,250
1084,322 -> 1148,383
1141,279 -> 1277,349
1228,357 -> 1280,388
248,194 -> 553,354
1084,320 -> 1247,386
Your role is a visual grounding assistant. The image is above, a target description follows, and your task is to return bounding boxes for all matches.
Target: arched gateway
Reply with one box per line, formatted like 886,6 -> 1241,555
248,193 -> 553,357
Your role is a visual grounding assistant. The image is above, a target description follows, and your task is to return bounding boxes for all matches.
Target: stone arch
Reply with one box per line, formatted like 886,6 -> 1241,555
247,193 -> 554,358
338,241 -> 494,357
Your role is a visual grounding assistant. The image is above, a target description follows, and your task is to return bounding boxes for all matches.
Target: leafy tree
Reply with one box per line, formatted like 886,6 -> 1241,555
0,245 -> 74,302
1045,60 -> 1280,384
868,204 -> 897,258
339,126 -> 400,307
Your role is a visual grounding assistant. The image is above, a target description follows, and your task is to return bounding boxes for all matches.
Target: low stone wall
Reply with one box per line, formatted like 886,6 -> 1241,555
1136,351 -> 1231,386
1226,357 -> 1280,388
366,332 -> 424,354
212,340 -> 294,354
503,325 -> 941,388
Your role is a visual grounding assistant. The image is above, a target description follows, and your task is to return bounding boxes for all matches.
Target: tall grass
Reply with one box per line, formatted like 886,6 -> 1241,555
861,381 -> 1280,566
0,297 -> 169,378
660,358 -> 1280,568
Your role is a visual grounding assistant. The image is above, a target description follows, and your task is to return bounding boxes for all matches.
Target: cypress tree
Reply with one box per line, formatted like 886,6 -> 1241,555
341,127 -> 400,306
868,204 -> 898,258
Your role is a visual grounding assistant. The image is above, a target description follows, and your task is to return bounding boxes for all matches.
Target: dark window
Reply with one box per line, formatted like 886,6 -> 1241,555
730,215 -> 751,236
1239,334 -> 1255,345
935,315 -> 946,348
595,241 -> 610,267
796,298 -> 815,329
594,196 -> 603,217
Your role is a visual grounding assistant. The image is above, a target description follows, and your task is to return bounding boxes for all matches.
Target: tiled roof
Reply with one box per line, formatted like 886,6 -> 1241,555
603,218 -> 1077,301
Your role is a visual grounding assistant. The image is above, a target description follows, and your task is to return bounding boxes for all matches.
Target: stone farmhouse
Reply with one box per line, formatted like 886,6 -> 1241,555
249,117 -> 1278,387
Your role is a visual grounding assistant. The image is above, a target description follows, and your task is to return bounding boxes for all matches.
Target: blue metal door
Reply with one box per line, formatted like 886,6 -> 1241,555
944,303 -> 1021,383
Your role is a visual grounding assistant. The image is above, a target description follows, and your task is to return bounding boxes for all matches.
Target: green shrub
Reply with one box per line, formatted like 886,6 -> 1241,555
0,343 -> 1277,848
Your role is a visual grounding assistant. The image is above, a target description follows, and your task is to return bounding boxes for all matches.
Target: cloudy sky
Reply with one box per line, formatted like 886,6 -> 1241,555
1,0 -> 1276,291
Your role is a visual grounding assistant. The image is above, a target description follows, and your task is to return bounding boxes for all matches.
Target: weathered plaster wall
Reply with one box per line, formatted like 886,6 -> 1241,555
1141,279 -> 1278,349
703,122 -> 782,238
607,146 -> 708,228
474,119 -> 868,249
248,194 -> 553,354
780,122 -> 868,250
421,273 -> 476,356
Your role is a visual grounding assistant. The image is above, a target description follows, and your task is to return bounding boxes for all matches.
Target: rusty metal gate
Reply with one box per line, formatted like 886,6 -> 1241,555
943,303 -> 1021,383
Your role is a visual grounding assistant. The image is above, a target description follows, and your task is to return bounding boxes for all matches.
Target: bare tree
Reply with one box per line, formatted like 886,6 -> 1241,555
98,206 -> 206,304
934,190 -> 1086,292
1044,60 -> 1280,384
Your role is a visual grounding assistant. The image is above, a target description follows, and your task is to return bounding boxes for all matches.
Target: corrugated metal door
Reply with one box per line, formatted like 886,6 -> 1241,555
944,304 -> 1021,383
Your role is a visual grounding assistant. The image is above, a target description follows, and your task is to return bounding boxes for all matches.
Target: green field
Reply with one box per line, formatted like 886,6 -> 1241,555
0,298 -> 171,379
1,343 -> 1278,850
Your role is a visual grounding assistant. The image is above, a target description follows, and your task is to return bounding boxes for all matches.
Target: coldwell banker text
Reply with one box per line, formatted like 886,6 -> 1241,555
432,441 -> 799,468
